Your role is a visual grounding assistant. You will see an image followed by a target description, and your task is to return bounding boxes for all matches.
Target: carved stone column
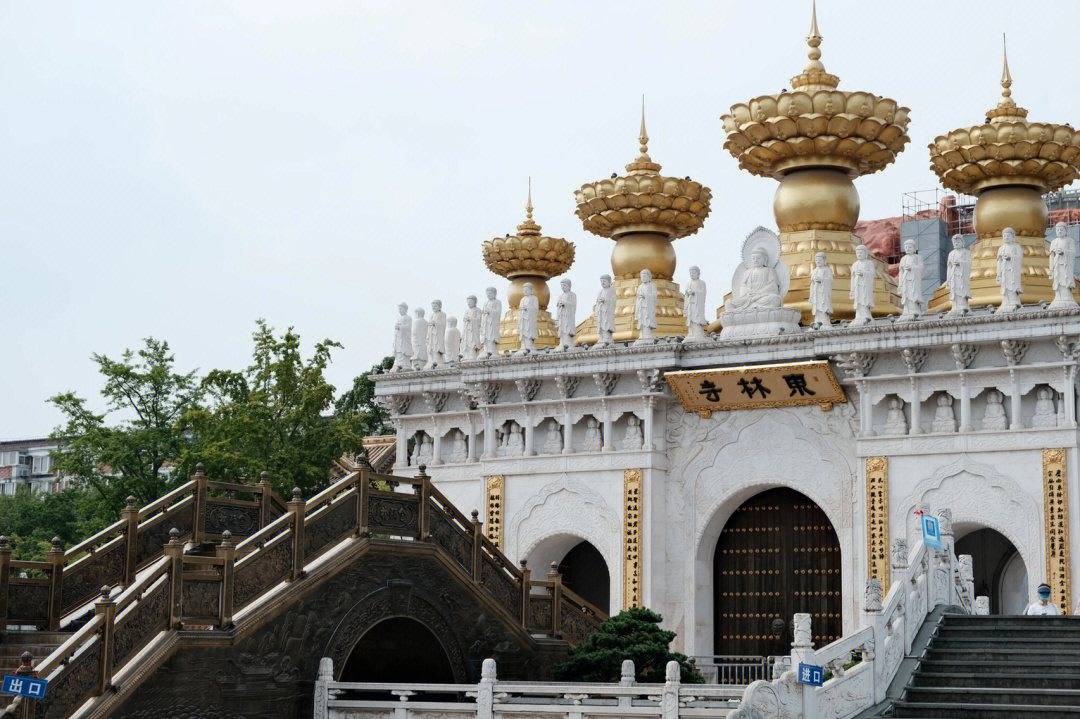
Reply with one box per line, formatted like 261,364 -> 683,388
432,430 -> 443,466
524,419 -> 534,457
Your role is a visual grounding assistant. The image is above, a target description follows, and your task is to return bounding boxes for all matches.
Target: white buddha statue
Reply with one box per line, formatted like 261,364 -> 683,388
444,317 -> 461,364
479,287 -> 502,358
411,308 -> 429,369
930,394 -> 956,433
517,283 -> 539,354
540,420 -> 562,455
1048,222 -> 1077,309
684,266 -> 708,341
946,234 -> 972,315
849,245 -> 875,326
728,248 -> 783,310
897,240 -> 924,320
982,391 -> 1008,431
581,417 -> 602,452
414,434 -> 434,466
555,279 -> 577,351
1031,387 -> 1058,428
634,269 -> 658,345
425,299 -> 447,369
882,397 -> 908,435
392,302 -> 412,371
621,415 -> 644,450
448,430 -> 467,463
719,227 -> 800,339
594,274 -> 617,347
809,252 -> 833,328
996,228 -> 1023,313
505,422 -> 525,456
462,295 -> 482,361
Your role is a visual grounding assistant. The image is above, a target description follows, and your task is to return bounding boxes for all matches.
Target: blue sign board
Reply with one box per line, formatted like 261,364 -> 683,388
2,674 -> 48,699
797,663 -> 824,687
921,514 -> 942,549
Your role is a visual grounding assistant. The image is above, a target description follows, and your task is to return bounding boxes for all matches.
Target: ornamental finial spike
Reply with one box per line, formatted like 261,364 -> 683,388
806,0 -> 823,67
526,177 -> 534,219
639,95 -> 649,156
1000,34 -> 1012,101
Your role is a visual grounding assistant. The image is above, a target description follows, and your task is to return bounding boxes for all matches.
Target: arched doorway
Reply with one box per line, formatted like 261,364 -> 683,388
714,488 -> 841,658
340,617 -> 455,683
558,541 -> 610,613
955,527 -> 1028,614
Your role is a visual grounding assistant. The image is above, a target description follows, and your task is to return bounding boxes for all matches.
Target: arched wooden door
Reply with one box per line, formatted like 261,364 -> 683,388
714,488 -> 841,658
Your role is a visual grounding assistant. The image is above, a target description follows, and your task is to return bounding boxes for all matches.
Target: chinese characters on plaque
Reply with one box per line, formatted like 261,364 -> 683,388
666,361 -> 847,417
1043,449 -> 1071,613
623,469 -> 643,609
865,457 -> 890,590
485,475 -> 505,550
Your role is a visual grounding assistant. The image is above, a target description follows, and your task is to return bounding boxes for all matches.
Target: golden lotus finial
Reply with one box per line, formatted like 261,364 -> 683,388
517,178 -> 541,236
526,177 -> 534,220
985,34 -> 1027,122
626,96 -> 661,175
484,181 -> 575,281
1000,35 -> 1013,102
790,0 -> 838,90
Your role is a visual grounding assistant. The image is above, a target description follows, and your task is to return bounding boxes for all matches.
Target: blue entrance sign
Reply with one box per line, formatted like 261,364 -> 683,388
797,663 -> 824,687
921,514 -> 942,549
2,674 -> 48,699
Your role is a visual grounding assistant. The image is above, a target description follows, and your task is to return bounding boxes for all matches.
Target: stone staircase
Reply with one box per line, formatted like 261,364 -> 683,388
889,614 -> 1080,718
0,631 -> 71,675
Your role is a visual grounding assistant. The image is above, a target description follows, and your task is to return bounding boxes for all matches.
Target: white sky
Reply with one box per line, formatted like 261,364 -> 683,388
3,0 -> 1079,439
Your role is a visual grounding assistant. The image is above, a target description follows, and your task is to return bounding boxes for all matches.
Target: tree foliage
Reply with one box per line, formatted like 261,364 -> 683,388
0,486 -> 114,561
336,356 -> 394,435
49,338 -> 201,512
184,321 -> 365,496
551,608 -> 704,683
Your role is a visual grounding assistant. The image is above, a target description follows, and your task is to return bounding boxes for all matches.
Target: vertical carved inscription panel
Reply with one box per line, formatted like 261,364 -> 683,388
1044,449 -> 1071,613
623,469 -> 643,609
485,475 -> 505,550
866,457 -> 890,591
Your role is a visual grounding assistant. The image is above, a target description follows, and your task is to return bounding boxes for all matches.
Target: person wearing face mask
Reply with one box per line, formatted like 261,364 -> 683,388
1025,583 -> 1061,615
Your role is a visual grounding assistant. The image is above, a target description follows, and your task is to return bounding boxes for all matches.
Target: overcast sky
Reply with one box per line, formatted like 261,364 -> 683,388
2,1 -> 1079,439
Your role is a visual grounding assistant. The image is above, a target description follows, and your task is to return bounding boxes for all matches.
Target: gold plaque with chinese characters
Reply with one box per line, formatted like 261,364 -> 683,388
865,457 -> 890,590
623,469 -> 643,609
1043,450 -> 1071,614
485,475 -> 505,550
666,361 -> 847,417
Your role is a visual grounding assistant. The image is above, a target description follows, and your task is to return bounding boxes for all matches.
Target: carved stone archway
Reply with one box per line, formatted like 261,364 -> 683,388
323,580 -> 468,682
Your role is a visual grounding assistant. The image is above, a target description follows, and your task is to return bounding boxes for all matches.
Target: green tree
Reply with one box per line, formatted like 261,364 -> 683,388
551,608 -> 704,683
49,338 -> 202,512
186,320 -> 364,496
336,356 -> 394,435
0,487 -> 115,561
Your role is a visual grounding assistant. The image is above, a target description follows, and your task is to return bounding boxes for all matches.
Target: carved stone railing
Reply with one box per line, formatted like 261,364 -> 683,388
314,657 -> 744,719
0,467 -> 287,632
730,507 -> 974,719
2,462 -> 605,719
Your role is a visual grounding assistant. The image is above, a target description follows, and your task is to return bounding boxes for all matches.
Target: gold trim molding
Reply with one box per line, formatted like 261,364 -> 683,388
1043,449 -> 1071,614
485,475 -> 505,550
623,469 -> 643,609
865,457 -> 890,591
666,360 -> 847,418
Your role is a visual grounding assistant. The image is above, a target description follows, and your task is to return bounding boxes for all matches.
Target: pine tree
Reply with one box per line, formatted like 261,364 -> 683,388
551,608 -> 704,683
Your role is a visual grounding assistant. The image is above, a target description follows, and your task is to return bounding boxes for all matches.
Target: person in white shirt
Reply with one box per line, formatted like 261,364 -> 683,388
1025,583 -> 1061,615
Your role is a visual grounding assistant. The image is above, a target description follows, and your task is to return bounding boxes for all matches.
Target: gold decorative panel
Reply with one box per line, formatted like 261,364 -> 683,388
623,469 -> 643,609
665,361 -> 846,418
1043,449 -> 1071,614
865,457 -> 889,590
485,475 -> 505,550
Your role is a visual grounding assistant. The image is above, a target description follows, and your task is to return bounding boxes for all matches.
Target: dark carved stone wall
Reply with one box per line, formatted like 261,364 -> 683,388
112,546 -> 564,719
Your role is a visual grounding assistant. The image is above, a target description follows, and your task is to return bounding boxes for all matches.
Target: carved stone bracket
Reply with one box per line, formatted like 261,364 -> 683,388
380,394 -> 412,416
1001,339 -> 1028,366
832,351 -> 875,379
422,391 -> 449,413
467,382 -> 501,405
900,348 -> 928,374
593,372 -> 618,397
554,375 -> 580,400
637,369 -> 663,394
458,387 -> 478,411
514,379 -> 541,403
1056,335 -> 1080,359
950,343 -> 978,370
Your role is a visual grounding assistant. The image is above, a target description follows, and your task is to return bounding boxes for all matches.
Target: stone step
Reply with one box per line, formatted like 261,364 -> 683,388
892,701 -> 1080,718
0,631 -> 71,646
938,626 -> 1080,639
925,648 -> 1080,663
0,645 -> 63,658
913,672 -> 1080,690
943,616 -> 1080,629
931,636 -> 1080,649
904,686 -> 1080,706
919,659 -> 1080,675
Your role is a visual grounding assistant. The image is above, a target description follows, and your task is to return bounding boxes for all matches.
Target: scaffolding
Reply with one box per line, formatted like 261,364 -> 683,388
902,187 -> 1080,237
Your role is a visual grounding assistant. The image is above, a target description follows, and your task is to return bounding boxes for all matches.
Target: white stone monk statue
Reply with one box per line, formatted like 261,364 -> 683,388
444,317 -> 461,364
595,274 -> 617,347
517,283 -> 539,354
581,417 -> 602,452
728,248 -> 783,310
996,227 -> 1023,313
898,240 -> 924,320
982,391 -> 1008,431
392,302 -> 412,371
555,278 -> 577,351
809,252 -> 833,328
634,269 -> 658,345
849,244 -> 875,326
1049,222 -> 1077,309
684,266 -> 708,341
479,287 -> 502,358
1032,387 -> 1058,428
425,299 -> 446,369
411,307 -> 429,368
946,234 -> 972,315
461,295 -> 482,360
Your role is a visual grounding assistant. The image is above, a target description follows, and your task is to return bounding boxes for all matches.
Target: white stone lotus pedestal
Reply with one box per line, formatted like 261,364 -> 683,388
719,306 -> 802,339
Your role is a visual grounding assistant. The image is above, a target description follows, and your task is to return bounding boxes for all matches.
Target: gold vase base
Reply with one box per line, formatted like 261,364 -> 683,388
497,309 -> 558,353
575,277 -> 687,345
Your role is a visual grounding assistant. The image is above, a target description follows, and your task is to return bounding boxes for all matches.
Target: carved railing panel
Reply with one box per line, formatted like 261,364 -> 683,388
204,499 -> 261,538
234,535 -> 292,610
61,538 -> 127,614
304,493 -> 358,560
111,574 -> 170,667
6,581 -> 50,624
181,577 -> 221,621
528,597 -> 553,633
559,604 -> 596,645
479,556 -> 521,618
367,491 -> 421,537
38,639 -> 102,719
428,505 -> 473,572
135,500 -> 195,566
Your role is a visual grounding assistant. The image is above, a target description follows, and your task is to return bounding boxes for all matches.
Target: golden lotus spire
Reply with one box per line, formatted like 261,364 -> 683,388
805,0 -> 823,70
927,37 -> 1080,311
791,0 -> 838,91
627,97 -> 661,175
483,181 -> 575,351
